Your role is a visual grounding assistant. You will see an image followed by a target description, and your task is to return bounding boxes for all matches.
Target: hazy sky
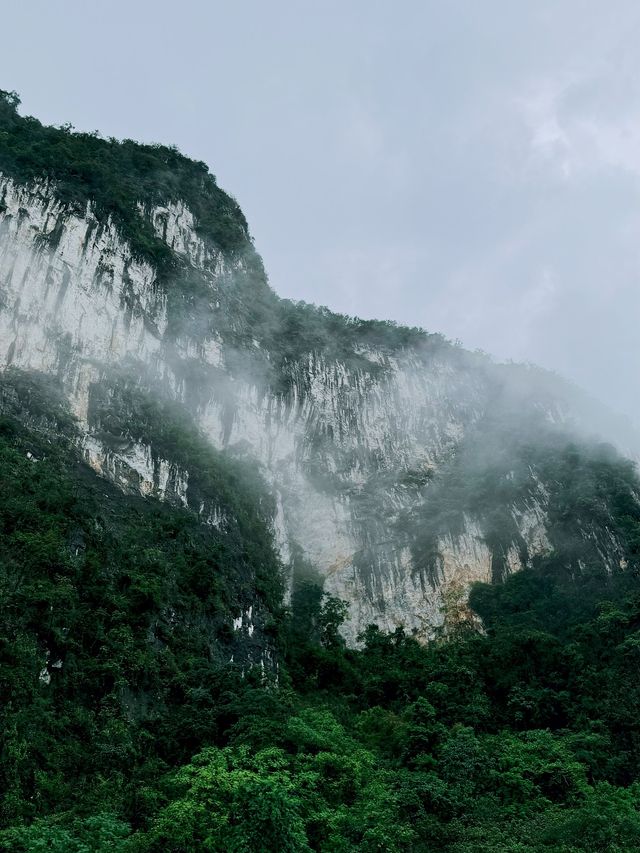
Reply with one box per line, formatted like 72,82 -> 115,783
2,1 -> 640,425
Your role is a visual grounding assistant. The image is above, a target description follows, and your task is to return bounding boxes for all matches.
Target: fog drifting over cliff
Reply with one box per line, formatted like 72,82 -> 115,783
1,0 -> 639,426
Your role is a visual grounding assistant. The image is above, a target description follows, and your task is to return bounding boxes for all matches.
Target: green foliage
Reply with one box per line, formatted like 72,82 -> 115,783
3,376 -> 639,849
0,814 -> 131,853
0,90 -> 250,268
131,746 -> 310,852
2,391 -> 640,850
0,382 -> 284,830
539,783 -> 640,851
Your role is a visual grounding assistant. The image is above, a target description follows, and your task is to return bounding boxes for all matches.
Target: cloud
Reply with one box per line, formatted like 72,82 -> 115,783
518,76 -> 580,179
518,65 -> 640,183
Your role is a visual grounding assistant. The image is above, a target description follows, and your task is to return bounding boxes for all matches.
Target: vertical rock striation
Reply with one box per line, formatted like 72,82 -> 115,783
0,169 -> 634,643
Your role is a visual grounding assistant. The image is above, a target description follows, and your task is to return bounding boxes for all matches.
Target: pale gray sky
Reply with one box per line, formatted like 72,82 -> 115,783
2,1 -> 640,425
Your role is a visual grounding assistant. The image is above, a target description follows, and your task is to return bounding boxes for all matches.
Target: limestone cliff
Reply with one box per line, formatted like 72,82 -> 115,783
0,93 -> 636,644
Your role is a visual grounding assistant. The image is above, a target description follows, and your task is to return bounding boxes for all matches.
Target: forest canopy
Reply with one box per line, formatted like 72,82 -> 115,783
1,379 -> 640,850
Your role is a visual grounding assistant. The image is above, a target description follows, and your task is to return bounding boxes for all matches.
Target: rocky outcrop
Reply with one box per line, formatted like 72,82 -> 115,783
0,174 -> 631,642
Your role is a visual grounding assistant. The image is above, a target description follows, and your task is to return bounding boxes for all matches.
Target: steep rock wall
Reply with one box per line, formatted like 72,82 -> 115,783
0,174 -> 626,642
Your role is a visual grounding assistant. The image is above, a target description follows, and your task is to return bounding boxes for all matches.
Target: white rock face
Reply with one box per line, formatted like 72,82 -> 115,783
0,178 -> 165,409
0,176 -> 557,640
82,435 -> 189,504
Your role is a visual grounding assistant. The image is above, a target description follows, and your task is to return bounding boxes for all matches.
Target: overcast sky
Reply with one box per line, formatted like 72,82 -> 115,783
2,1 -> 640,426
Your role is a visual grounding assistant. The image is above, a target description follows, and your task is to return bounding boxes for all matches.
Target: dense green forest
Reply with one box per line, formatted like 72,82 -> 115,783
1,374 -> 640,851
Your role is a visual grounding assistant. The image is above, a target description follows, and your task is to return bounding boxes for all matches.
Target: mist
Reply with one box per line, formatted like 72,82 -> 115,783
2,2 -> 640,430
2,91 -> 640,652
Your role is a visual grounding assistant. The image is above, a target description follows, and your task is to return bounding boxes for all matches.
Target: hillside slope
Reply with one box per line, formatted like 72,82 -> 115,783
0,88 -> 638,646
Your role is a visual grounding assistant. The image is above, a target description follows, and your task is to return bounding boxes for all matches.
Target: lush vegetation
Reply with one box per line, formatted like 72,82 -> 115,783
0,375 -> 287,842
0,91 -> 251,269
1,375 -> 640,851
